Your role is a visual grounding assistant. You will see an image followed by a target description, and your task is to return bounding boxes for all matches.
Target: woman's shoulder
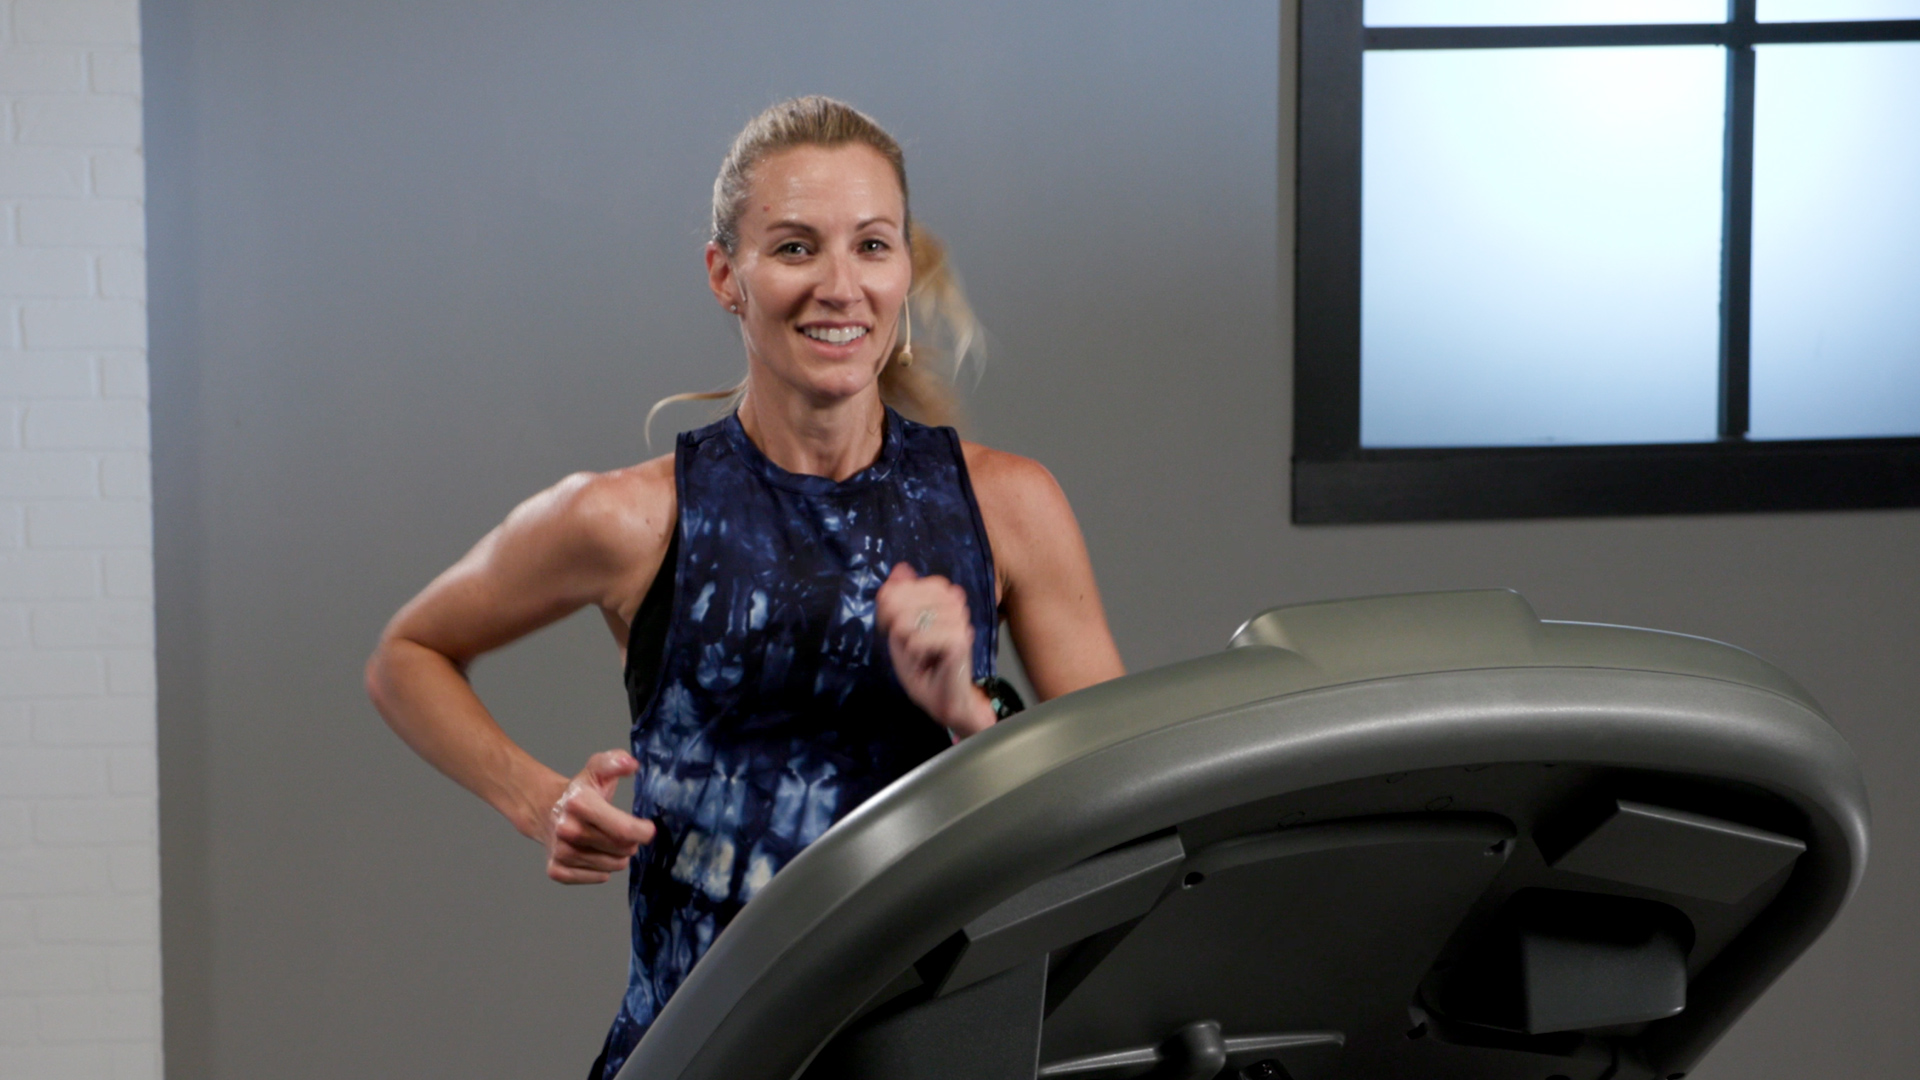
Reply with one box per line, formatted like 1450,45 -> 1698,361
959,440 -> 1052,490
504,453 -> 677,578
959,441 -> 1075,538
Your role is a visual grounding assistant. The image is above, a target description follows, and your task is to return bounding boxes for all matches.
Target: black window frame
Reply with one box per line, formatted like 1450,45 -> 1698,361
1293,0 -> 1920,523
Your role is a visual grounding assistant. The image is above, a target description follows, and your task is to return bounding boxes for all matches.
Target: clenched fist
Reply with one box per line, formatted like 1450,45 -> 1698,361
543,750 -> 656,884
875,563 -> 997,739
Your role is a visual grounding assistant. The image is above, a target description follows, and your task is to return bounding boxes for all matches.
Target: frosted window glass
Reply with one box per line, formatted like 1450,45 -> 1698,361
1366,1 -> 1725,26
1759,0 -> 1920,21
1361,48 -> 1724,447
1749,43 -> 1920,440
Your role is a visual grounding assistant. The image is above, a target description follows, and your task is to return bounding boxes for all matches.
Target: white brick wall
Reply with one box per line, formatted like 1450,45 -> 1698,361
0,1 -> 160,1077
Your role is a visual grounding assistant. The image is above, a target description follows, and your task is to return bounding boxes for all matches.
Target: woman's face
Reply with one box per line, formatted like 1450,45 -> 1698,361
708,143 -> 911,408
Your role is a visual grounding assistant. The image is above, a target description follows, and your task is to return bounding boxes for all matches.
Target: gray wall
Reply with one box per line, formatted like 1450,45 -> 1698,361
145,2 -> 1918,1077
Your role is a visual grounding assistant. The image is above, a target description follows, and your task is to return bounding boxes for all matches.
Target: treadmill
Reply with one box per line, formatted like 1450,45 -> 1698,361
613,590 -> 1868,1080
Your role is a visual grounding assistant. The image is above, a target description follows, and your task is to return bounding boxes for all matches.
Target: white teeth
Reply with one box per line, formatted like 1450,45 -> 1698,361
803,326 -> 868,344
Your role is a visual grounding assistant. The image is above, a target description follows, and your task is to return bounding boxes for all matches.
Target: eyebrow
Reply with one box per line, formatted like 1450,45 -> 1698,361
764,216 -> 900,235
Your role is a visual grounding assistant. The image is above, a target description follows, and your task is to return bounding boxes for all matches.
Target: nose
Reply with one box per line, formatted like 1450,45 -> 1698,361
816,250 -> 861,307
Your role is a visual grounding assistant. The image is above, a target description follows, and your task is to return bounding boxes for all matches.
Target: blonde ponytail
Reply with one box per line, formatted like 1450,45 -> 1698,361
875,223 -> 979,430
643,382 -> 742,450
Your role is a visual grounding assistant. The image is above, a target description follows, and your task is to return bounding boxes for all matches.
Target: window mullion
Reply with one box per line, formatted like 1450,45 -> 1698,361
1719,0 -> 1758,439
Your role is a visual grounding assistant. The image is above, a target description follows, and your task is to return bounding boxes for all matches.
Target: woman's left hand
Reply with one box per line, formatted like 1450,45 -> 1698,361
877,563 -> 997,739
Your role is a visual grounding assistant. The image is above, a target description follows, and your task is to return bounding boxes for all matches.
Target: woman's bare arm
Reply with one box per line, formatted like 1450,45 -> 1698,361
365,458 -> 674,881
963,445 -> 1126,701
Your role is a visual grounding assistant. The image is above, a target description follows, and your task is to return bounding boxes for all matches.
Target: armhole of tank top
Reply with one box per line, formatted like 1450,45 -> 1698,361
944,426 -> 1001,672
622,524 -> 678,713
624,439 -> 691,717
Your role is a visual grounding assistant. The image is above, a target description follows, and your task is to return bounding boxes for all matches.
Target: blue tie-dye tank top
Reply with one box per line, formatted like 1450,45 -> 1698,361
592,407 -> 998,1079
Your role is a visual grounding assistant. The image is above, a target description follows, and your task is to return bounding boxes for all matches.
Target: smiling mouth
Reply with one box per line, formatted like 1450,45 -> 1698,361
802,325 -> 869,345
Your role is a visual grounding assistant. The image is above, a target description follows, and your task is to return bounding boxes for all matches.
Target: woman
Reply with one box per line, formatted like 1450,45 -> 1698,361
365,97 -> 1124,1079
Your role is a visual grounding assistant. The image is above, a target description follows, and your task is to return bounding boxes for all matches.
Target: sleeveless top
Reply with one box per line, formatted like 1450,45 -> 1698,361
592,408 -> 999,1080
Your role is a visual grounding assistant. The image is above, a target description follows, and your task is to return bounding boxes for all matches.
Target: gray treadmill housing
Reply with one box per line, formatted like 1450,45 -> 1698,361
613,590 -> 1868,1080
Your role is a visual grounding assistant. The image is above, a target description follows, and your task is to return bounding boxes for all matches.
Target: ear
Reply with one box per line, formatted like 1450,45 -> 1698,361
706,242 -> 743,314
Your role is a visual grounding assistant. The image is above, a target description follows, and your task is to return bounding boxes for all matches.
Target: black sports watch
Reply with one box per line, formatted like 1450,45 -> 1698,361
974,675 -> 1026,721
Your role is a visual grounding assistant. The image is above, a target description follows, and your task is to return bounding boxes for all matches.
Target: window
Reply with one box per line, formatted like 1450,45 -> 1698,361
1294,0 -> 1920,522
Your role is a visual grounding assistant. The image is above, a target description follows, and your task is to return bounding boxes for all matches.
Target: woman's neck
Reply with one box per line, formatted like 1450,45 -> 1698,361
736,385 -> 887,482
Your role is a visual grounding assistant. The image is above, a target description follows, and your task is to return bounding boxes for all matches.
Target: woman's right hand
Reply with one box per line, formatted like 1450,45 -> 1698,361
544,750 -> 657,884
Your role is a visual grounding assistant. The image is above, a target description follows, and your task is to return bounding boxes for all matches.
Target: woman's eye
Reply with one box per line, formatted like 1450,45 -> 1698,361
776,241 -> 810,257
859,238 -> 890,253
